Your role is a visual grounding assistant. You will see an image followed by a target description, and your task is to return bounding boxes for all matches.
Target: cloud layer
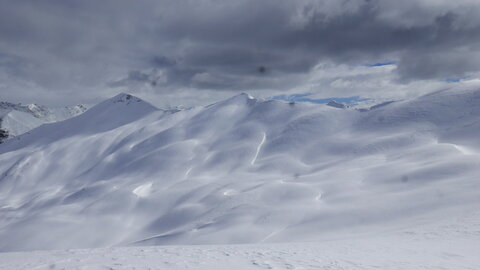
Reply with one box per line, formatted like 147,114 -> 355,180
1,0 -> 480,106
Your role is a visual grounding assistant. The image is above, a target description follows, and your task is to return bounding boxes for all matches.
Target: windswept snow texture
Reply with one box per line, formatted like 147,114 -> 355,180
0,101 -> 88,138
0,89 -> 479,253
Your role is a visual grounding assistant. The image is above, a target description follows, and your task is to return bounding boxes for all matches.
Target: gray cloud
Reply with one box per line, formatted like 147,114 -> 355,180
1,0 -> 480,105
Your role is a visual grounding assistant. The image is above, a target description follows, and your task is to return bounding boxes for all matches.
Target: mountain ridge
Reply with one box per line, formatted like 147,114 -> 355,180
0,92 -> 159,154
0,88 -> 479,251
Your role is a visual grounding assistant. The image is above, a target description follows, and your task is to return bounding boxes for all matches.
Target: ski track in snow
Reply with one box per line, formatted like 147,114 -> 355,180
251,132 -> 266,165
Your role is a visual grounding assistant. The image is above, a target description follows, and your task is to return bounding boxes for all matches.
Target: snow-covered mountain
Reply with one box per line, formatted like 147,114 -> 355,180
0,89 -> 479,253
0,100 -> 88,140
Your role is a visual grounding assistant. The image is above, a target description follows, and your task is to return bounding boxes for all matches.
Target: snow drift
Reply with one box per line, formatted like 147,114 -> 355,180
0,89 -> 479,252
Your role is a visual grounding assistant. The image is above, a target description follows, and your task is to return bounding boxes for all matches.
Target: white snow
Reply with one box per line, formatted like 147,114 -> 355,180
133,182 -> 153,198
1,210 -> 479,269
0,87 -> 479,268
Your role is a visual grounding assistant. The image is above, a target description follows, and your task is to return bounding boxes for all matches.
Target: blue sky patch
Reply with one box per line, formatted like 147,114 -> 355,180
444,78 -> 461,83
365,61 -> 396,67
272,93 -> 370,105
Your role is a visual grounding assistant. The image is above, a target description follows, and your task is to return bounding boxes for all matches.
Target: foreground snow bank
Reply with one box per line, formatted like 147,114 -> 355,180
1,210 -> 479,270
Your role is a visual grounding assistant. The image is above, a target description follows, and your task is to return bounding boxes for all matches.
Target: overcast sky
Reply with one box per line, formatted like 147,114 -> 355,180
1,0 -> 480,107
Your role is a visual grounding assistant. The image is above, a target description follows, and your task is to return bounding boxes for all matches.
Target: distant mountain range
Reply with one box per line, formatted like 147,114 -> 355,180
0,101 -> 88,142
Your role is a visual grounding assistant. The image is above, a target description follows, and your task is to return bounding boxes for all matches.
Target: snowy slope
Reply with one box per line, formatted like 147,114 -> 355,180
0,89 -> 479,253
0,101 -> 88,138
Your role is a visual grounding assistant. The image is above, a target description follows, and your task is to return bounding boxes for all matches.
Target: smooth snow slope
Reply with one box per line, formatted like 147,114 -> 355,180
0,89 -> 479,252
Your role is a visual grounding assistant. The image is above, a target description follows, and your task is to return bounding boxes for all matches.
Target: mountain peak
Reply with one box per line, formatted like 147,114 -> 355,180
90,93 -> 158,114
237,92 -> 255,99
109,93 -> 144,104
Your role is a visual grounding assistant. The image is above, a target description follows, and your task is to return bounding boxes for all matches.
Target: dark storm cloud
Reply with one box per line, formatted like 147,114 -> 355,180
109,0 -> 480,89
151,56 -> 177,68
1,0 -> 480,104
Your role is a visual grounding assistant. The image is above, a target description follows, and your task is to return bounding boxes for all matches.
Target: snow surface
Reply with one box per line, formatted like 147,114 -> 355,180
0,88 -> 479,268
1,210 -> 479,269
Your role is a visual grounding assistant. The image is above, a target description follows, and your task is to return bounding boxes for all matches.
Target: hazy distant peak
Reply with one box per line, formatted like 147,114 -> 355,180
0,99 -> 89,139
